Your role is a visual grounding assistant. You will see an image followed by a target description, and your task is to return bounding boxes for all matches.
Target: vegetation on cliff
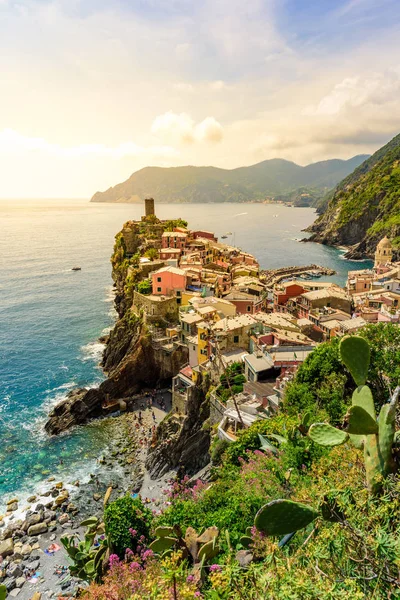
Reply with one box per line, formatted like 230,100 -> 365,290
68,328 -> 399,599
90,156 -> 367,205
308,132 -> 400,258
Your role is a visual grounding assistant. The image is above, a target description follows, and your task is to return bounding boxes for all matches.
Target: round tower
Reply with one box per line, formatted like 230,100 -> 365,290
145,197 -> 155,218
374,236 -> 393,268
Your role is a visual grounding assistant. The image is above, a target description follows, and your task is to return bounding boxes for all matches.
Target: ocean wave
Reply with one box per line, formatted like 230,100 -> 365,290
80,340 -> 105,363
103,286 -> 116,303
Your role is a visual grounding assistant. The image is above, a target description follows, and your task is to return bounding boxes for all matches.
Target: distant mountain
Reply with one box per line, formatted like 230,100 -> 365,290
90,155 -> 369,205
307,134 -> 400,259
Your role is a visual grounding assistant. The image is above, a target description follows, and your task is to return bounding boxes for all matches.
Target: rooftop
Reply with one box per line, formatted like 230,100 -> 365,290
340,317 -> 367,331
243,353 -> 274,372
152,266 -> 187,276
254,312 -> 299,330
162,231 -> 187,238
301,287 -> 349,301
212,314 -> 257,332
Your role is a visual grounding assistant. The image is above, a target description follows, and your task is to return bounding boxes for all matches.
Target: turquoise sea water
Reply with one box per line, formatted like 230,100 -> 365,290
0,199 -> 372,506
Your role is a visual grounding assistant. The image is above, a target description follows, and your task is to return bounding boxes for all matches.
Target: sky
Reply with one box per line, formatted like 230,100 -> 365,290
1,0 -> 400,198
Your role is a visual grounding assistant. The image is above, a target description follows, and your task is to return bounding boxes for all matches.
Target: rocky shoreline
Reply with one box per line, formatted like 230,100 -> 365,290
0,397 -> 173,599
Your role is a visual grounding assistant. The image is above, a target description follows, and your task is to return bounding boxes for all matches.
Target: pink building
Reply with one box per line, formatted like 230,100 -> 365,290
152,266 -> 188,296
162,231 -> 188,250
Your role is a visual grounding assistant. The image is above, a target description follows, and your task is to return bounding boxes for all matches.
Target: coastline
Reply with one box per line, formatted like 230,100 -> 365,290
1,396 -> 172,599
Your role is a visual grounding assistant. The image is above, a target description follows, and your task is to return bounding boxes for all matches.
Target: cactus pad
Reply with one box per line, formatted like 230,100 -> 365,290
155,526 -> 176,538
351,385 -> 375,418
240,535 -> 253,549
198,539 -> 219,562
254,499 -> 319,535
149,536 -> 177,553
378,404 -> 396,475
347,405 -> 378,435
339,336 -> 370,386
309,423 -> 349,447
197,526 -> 219,544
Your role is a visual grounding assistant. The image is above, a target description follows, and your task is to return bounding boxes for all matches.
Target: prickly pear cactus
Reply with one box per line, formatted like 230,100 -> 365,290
347,405 -> 378,435
0,585 -> 6,600
254,499 -> 319,535
339,336 -> 370,386
149,536 -> 177,553
308,423 -> 348,447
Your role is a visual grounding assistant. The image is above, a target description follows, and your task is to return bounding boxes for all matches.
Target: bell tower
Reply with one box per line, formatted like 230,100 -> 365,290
374,236 -> 393,268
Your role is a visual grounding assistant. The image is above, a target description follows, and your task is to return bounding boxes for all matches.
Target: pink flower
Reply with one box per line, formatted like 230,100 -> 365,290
129,561 -> 141,571
129,528 -> 138,537
194,592 -> 202,598
142,549 -> 154,560
210,564 -> 221,572
109,554 -> 119,567
186,575 -> 195,583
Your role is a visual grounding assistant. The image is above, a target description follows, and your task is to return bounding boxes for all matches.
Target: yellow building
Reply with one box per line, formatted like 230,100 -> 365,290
374,236 -> 393,268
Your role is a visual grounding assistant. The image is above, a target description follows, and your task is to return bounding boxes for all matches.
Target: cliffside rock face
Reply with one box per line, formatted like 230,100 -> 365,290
307,133 -> 400,259
100,318 -> 188,399
146,377 -> 211,478
45,388 -> 104,435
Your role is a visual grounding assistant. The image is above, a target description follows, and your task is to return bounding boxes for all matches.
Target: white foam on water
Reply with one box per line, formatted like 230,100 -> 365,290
103,286 -> 116,303
80,340 -> 105,363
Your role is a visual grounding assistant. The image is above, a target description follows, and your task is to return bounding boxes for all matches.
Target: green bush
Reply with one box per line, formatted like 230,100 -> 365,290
137,279 -> 152,295
104,495 -> 153,557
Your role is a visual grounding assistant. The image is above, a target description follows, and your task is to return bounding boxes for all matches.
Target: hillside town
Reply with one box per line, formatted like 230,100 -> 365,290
118,199 -> 400,443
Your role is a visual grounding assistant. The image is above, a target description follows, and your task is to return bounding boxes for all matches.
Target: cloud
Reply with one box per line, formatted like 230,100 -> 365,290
195,117 -> 224,143
305,71 -> 400,116
0,128 -> 178,159
151,111 -> 223,144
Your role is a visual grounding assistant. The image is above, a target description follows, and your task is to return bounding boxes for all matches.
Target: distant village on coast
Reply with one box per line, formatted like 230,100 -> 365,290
115,198 -> 400,442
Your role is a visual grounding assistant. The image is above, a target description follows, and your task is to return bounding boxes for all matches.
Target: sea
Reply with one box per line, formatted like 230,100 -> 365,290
0,199 -> 373,509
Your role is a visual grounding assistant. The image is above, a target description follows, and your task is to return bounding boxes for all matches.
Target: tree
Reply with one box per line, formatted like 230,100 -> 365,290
137,279 -> 152,295
144,247 -> 159,261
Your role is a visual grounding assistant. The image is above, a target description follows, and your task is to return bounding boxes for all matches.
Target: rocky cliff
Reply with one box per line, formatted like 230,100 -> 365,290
306,133 -> 400,259
45,221 -> 188,435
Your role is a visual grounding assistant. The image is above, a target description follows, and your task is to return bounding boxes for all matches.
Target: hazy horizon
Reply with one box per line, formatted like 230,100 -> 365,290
1,0 -> 400,198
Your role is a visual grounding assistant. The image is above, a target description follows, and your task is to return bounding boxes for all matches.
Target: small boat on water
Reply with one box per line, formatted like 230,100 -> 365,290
72,266 -> 82,271
221,235 -> 227,239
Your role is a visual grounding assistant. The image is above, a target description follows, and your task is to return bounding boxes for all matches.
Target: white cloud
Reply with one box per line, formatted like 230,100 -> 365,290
151,111 -> 223,144
194,117 -> 224,143
306,71 -> 400,116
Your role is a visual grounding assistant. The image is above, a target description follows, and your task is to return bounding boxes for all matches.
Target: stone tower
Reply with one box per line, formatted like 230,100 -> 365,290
145,197 -> 155,218
374,236 -> 393,268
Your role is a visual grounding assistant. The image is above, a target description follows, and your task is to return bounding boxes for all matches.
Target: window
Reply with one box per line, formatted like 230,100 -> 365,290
247,305 -> 251,312
177,298 -> 181,304
233,335 -> 239,343
157,287 -> 162,292
176,291 -> 181,296
157,277 -> 161,282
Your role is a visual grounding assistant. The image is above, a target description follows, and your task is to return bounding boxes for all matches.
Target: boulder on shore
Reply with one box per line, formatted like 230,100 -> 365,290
44,387 -> 104,435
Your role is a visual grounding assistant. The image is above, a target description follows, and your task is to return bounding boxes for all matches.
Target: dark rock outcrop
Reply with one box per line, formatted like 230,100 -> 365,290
45,388 -> 104,435
146,377 -> 210,478
45,316 -> 188,434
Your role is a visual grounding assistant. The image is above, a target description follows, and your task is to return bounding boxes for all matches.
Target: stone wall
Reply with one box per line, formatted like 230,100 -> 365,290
133,291 -> 178,323
209,392 -> 226,426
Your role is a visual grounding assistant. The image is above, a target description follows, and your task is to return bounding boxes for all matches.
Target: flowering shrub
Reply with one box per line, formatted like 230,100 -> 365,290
83,551 -> 199,600
104,495 -> 153,557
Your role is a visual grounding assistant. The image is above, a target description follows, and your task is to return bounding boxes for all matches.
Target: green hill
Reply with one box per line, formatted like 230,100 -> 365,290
307,134 -> 400,259
90,155 -> 368,205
